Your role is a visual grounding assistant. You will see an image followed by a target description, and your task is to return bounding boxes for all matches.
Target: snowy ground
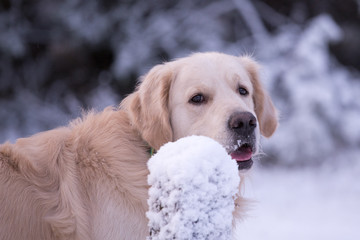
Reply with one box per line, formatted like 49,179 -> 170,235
235,163 -> 360,240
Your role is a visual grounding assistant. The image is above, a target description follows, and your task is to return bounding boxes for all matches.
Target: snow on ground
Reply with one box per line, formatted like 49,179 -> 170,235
235,162 -> 360,240
147,136 -> 240,240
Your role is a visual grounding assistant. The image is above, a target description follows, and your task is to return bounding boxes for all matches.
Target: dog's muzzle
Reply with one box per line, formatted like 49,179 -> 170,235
227,112 -> 257,170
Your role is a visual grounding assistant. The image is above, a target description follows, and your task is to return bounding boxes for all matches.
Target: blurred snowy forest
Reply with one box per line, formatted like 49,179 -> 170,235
1,0 -> 360,167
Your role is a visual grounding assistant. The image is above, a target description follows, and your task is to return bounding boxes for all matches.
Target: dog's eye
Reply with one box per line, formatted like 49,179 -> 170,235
238,87 -> 249,96
189,94 -> 205,104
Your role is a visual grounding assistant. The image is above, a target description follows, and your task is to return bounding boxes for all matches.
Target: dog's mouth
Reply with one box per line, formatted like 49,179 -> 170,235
229,143 -> 254,170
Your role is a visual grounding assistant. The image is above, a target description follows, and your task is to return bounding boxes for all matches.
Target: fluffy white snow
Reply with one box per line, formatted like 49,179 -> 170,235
235,163 -> 360,240
147,136 -> 240,240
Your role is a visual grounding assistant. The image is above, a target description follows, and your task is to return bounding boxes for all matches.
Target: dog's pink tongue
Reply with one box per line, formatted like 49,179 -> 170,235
231,147 -> 252,162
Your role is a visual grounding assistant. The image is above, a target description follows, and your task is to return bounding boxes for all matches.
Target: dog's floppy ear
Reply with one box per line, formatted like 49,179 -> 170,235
240,57 -> 278,137
122,63 -> 173,150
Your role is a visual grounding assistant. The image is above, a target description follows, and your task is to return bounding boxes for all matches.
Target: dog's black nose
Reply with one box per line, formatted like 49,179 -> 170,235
228,112 -> 257,135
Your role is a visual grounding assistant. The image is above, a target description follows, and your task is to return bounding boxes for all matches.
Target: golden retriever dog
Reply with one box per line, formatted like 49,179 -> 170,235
0,52 -> 278,240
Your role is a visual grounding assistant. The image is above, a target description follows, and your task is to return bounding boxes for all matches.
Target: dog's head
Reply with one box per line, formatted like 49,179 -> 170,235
123,52 -> 278,170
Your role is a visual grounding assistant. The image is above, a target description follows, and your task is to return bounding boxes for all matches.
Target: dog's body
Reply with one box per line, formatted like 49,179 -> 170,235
0,52 -> 278,240
0,110 -> 149,239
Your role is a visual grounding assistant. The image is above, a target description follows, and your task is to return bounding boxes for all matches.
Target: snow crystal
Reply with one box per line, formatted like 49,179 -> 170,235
147,136 -> 240,240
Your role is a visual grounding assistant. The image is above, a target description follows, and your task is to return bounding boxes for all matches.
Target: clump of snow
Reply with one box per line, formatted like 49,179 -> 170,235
147,136 -> 240,240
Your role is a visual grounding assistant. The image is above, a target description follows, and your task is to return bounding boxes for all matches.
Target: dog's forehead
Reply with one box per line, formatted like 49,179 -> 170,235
173,55 -> 252,88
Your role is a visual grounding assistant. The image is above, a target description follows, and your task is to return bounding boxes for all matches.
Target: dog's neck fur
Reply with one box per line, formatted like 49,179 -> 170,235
68,108 -> 150,238
70,108 -> 150,200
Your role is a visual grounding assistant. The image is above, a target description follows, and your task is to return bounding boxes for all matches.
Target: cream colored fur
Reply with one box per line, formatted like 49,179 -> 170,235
0,52 -> 277,240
